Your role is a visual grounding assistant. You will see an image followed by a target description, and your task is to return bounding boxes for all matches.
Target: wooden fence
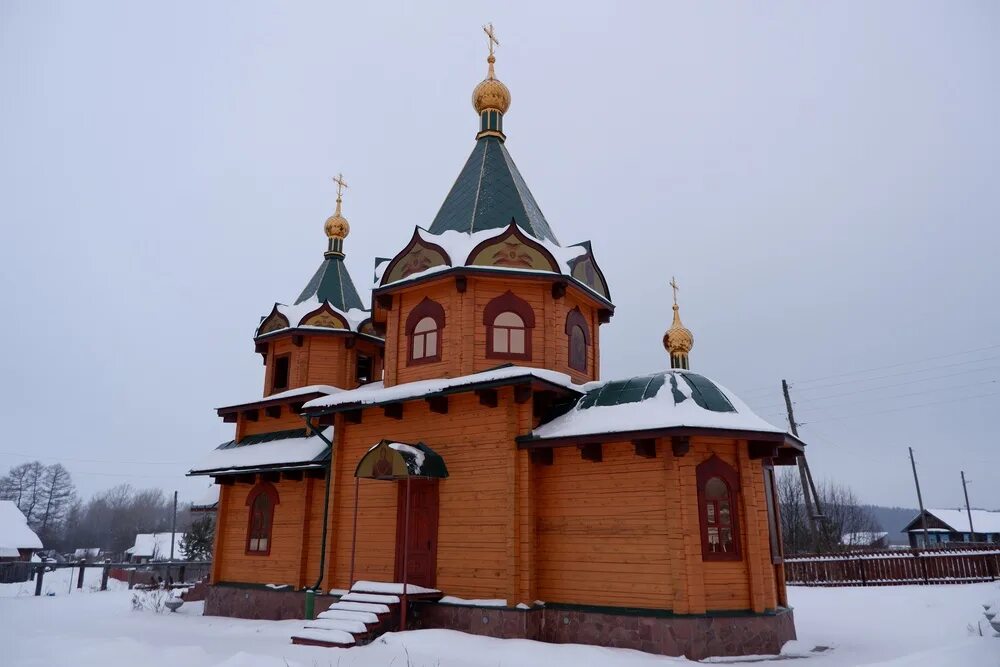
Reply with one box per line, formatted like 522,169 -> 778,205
785,547 -> 1000,586
0,560 -> 211,594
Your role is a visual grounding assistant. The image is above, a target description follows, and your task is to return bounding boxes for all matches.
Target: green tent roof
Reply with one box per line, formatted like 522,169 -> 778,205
428,136 -> 559,244
296,255 -> 365,312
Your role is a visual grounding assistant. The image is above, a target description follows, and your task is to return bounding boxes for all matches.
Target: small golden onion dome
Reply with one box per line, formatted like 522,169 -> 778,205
324,197 -> 350,240
663,304 -> 694,355
472,55 -> 511,114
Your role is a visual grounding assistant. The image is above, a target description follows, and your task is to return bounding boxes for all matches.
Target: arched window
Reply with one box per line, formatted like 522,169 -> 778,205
564,307 -> 591,373
245,482 -> 279,555
405,298 -> 445,364
696,456 -> 741,561
484,291 -> 535,360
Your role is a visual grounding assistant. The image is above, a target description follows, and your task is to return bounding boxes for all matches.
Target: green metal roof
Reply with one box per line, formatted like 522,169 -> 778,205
428,136 -> 559,244
217,428 -> 310,450
576,372 -> 736,413
295,255 -> 365,311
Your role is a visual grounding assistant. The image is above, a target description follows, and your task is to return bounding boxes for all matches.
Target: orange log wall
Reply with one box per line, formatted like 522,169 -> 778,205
212,420 -> 781,614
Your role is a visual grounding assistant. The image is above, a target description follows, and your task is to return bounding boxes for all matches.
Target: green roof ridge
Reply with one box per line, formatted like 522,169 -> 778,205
295,255 -> 365,312
428,136 -> 559,244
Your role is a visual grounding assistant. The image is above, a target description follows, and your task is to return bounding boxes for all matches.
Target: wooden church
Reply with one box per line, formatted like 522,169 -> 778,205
190,27 -> 805,659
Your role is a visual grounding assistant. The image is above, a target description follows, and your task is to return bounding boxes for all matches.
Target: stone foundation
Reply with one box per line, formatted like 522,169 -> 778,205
204,584 -> 336,621
204,584 -> 795,660
410,602 -> 796,660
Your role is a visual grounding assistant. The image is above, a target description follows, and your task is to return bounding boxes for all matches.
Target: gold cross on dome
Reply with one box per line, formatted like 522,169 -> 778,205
669,276 -> 680,306
332,173 -> 349,199
483,23 -> 500,57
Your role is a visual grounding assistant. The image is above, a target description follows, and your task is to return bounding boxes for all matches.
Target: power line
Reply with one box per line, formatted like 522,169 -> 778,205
736,342 -> 1000,396
803,389 -> 1000,425
754,375 -> 999,414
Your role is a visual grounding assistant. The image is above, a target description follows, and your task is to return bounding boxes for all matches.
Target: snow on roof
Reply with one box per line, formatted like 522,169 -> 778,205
188,427 -> 332,476
529,370 -> 786,441
126,533 -> 184,560
911,508 -> 1000,534
190,485 -> 219,510
217,384 -> 342,411
302,366 -> 579,412
841,532 -> 889,546
255,298 -> 373,338
375,227 -> 610,302
0,501 -> 42,551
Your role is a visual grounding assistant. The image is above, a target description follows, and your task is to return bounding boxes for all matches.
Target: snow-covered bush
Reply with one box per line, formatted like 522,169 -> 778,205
130,587 -> 170,613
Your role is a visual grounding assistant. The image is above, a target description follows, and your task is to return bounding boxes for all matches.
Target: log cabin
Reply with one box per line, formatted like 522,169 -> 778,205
189,29 -> 804,659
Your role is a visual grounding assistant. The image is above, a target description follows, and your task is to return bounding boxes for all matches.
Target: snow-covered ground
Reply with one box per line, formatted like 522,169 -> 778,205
1,568 -> 997,666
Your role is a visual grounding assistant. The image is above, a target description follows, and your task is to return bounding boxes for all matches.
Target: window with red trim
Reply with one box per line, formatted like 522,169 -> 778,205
564,307 -> 591,372
696,456 -> 741,561
484,291 -> 534,360
405,298 -> 445,365
245,482 -> 279,555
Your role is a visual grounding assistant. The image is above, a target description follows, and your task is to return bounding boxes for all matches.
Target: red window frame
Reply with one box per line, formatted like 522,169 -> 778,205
484,291 -> 535,360
564,307 -> 591,372
696,455 -> 742,561
245,482 -> 279,556
404,297 -> 446,365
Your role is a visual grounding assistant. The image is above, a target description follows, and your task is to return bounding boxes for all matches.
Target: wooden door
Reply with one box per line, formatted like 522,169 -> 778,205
394,479 -> 439,588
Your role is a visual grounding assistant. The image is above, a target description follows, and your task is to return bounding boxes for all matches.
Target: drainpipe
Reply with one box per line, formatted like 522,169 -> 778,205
303,416 -> 336,618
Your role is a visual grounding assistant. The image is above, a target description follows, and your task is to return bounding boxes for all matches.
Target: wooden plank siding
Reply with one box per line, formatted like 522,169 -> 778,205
535,441 -> 671,608
215,477 -> 324,586
326,390 -> 525,601
531,437 -> 775,613
382,275 -> 604,389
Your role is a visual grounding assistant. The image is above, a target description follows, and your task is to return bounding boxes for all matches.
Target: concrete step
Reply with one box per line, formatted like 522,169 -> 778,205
303,618 -> 369,634
340,592 -> 401,604
290,628 -> 355,647
327,600 -> 392,614
317,608 -> 380,624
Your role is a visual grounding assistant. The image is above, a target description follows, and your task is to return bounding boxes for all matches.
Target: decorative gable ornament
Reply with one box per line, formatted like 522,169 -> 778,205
300,303 -> 349,329
257,306 -> 291,336
466,221 -> 560,273
381,229 -> 452,285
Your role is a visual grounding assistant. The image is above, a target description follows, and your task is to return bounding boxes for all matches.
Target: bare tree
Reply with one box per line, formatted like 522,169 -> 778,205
36,464 -> 76,543
0,461 -> 45,524
777,469 -> 880,554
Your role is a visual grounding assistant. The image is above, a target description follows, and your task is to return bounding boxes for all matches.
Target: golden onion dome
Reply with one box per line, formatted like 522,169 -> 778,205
664,304 -> 694,355
472,55 -> 511,114
324,196 -> 350,240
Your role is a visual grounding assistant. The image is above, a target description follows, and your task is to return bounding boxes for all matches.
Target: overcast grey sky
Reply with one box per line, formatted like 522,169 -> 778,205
1,2 -> 997,512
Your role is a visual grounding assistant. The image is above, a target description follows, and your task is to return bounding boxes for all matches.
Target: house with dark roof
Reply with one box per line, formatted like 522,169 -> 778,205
902,508 -> 1000,547
189,28 -> 804,661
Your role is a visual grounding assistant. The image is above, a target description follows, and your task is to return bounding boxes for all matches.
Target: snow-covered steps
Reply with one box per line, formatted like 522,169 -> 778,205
326,600 -> 391,614
303,618 -> 369,634
290,581 -> 444,648
339,592 -> 400,604
351,580 -> 442,597
317,608 -> 379,624
290,628 -> 356,648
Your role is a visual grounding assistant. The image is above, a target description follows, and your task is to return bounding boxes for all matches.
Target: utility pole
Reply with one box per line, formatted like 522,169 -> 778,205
908,447 -> 930,548
782,380 -> 824,546
961,471 -> 975,539
170,490 -> 178,561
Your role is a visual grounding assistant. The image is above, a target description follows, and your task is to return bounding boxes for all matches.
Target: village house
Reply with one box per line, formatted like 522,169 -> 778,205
126,532 -> 184,563
189,29 -> 807,660
903,508 -> 1000,547
0,501 -> 43,583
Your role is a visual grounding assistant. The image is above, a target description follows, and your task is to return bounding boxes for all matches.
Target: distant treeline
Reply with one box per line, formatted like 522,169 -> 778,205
0,460 -> 197,557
